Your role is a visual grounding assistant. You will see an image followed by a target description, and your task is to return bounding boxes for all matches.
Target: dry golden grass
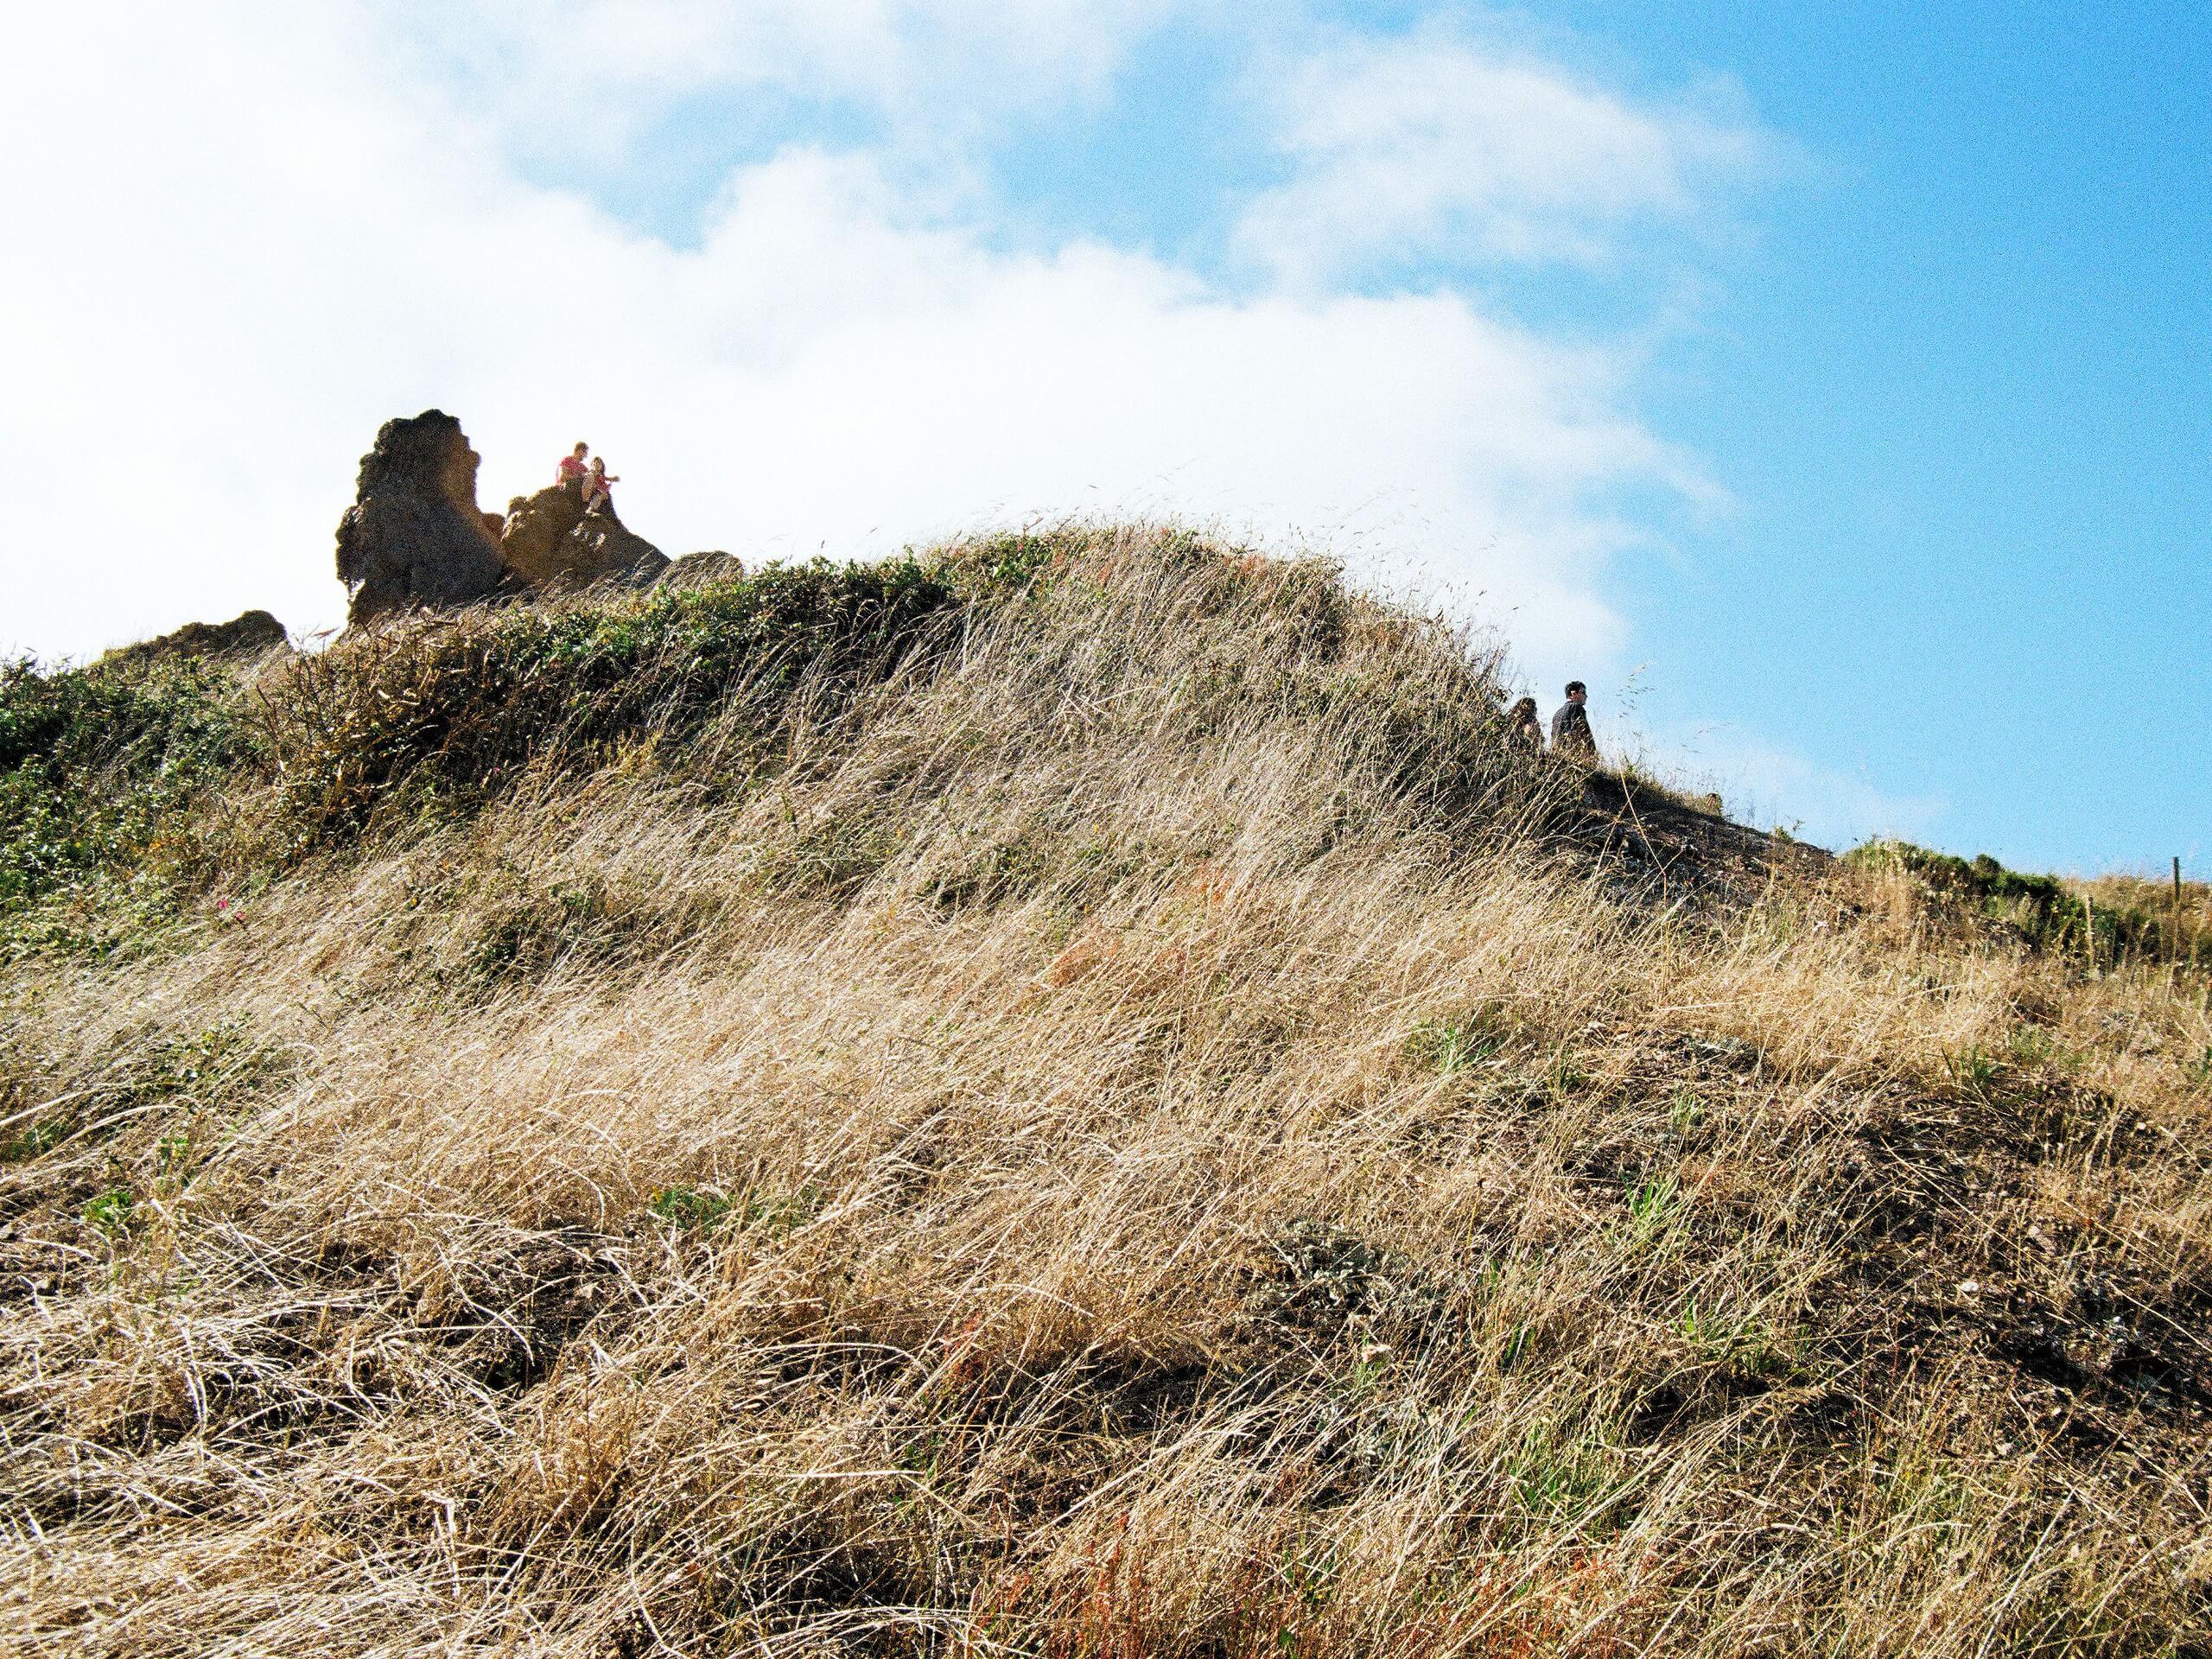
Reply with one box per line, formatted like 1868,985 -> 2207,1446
2069,872 -> 2212,974
3,532 -> 2209,1656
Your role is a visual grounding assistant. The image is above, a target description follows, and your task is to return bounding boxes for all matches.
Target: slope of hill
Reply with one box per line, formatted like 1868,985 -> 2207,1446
3,529 -> 2209,1657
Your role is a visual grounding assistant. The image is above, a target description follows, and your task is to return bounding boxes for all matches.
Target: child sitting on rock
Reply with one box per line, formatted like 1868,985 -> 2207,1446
583,456 -> 619,516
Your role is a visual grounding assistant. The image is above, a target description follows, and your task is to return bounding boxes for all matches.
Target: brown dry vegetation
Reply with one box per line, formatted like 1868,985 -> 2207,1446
3,530 -> 2210,1656
2069,873 -> 2212,975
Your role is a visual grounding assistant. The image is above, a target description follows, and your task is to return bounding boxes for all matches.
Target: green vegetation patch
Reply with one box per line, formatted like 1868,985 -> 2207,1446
81,1185 -> 136,1238
1407,1013 -> 1506,1075
1847,839 -> 2203,967
1,1116 -> 66,1164
261,557 -> 963,840
0,559 -> 976,961
648,1183 -> 819,1236
0,654 -> 257,960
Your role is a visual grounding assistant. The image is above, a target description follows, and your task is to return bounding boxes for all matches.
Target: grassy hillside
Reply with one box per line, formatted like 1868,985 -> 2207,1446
1843,841 -> 2212,975
3,529 -> 2209,1657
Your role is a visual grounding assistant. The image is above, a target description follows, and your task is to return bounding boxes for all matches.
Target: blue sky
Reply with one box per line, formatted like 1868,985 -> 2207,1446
1,3 -> 2203,875
1591,1 -> 2212,879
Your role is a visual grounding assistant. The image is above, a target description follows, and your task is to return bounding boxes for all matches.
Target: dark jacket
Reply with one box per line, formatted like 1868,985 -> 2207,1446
1549,700 -> 1597,760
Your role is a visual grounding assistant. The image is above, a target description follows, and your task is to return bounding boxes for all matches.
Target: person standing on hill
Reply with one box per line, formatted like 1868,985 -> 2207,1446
557,442 -> 589,487
1549,681 -> 1598,761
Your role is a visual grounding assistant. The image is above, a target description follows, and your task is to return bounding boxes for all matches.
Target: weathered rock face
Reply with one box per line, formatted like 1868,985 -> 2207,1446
498,478 -> 668,590
566,516 -> 670,589
334,410 -> 513,626
103,610 -> 288,670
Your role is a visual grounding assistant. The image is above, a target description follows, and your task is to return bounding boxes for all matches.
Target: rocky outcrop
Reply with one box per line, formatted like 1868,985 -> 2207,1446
498,478 -> 668,591
103,610 -> 288,670
334,410 -> 513,626
656,550 -> 746,589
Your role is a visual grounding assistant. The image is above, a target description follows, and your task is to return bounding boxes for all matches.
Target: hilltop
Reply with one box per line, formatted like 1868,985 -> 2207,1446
3,528 -> 2209,1656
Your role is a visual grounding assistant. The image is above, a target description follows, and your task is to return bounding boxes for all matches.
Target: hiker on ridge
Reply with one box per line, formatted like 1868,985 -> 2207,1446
1507,696 -> 1544,753
1549,681 -> 1599,762
557,442 -> 589,487
582,456 -> 619,517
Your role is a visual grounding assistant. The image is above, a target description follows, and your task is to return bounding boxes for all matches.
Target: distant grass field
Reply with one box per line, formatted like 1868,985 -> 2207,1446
3,528 -> 2207,1656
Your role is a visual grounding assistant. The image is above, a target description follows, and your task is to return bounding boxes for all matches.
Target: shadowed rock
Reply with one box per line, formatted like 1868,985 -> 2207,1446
499,478 -> 668,590
334,410 -> 514,626
102,610 -> 288,670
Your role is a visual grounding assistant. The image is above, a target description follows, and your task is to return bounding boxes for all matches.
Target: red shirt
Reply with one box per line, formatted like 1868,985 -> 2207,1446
558,454 -> 587,482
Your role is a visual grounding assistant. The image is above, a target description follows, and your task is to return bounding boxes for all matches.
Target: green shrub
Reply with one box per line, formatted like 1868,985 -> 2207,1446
1846,839 -> 2193,966
649,1185 -> 734,1231
0,655 -> 256,958
82,1185 -> 135,1237
649,1183 -> 819,1236
257,557 -> 963,840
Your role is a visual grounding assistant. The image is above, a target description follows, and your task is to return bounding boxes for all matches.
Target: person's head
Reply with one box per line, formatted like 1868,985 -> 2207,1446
572,442 -> 588,457
1564,681 -> 1586,704
588,456 -> 604,472
1510,696 -> 1537,720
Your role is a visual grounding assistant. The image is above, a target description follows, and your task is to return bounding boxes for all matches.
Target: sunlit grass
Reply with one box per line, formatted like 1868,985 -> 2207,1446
1,528 -> 2206,1656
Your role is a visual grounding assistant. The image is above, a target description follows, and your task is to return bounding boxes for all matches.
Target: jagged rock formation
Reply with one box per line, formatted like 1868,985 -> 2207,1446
657,550 -> 746,588
498,478 -> 667,591
102,610 -> 288,670
334,411 -> 513,626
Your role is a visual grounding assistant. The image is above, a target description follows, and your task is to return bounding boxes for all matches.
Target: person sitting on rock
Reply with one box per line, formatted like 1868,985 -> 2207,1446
557,442 -> 589,488
1549,681 -> 1599,762
582,456 -> 619,517
1506,696 -> 1544,753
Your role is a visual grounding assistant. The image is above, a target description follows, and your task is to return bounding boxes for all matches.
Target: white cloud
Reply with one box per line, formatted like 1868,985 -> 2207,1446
0,2 -> 1716,688
1234,25 -> 1764,284
1617,721 -> 1947,851
0,9 -> 1967,869
385,0 -> 1186,163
